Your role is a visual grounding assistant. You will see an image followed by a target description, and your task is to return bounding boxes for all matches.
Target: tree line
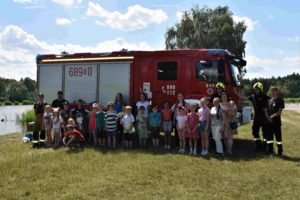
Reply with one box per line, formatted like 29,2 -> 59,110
0,77 -> 36,104
243,73 -> 300,98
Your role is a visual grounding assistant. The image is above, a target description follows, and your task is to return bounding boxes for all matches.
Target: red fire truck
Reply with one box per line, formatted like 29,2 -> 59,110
36,48 -> 246,110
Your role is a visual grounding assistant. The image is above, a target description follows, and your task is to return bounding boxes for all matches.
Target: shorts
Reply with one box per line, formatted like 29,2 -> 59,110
138,128 -> 148,139
97,128 -> 106,139
53,128 -> 61,135
178,129 -> 186,140
124,132 -> 134,141
198,121 -> 208,134
151,127 -> 160,139
187,131 -> 199,139
106,130 -> 117,137
163,121 -> 172,133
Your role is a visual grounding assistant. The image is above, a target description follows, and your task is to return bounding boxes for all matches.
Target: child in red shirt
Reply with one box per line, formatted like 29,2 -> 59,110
161,101 -> 173,150
63,119 -> 85,148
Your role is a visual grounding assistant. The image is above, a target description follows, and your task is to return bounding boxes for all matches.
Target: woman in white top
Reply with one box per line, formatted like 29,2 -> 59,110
136,92 -> 150,116
210,98 -> 225,155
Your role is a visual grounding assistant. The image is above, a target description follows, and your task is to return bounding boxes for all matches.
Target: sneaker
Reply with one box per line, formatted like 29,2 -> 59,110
164,145 -> 168,150
189,149 -> 193,155
178,149 -> 182,153
193,149 -> 197,155
181,149 -> 185,154
216,152 -> 224,156
168,145 -> 171,150
201,150 -> 205,156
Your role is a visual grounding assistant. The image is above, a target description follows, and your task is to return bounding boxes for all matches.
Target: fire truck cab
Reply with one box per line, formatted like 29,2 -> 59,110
36,49 -> 246,111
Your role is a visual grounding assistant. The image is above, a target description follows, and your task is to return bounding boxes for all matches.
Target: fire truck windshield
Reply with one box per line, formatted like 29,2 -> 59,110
196,61 -> 220,83
230,64 -> 241,86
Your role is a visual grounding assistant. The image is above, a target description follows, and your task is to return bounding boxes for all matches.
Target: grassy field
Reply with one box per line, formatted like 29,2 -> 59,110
0,111 -> 299,200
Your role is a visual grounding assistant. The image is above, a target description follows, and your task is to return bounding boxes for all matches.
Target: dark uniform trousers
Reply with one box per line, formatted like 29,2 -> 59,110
266,122 -> 283,155
252,115 -> 268,150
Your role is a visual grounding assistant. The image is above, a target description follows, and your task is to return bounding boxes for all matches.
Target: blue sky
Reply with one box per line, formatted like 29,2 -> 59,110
0,0 -> 299,80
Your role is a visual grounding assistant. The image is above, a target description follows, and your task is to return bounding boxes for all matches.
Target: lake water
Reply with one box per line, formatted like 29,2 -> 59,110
0,105 -> 33,135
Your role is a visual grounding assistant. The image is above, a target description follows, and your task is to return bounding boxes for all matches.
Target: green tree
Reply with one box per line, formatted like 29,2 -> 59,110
7,82 -> 29,102
165,5 -> 247,57
22,77 -> 36,92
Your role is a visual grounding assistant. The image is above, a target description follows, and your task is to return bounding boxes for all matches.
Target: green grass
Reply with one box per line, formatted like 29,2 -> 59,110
0,111 -> 299,200
19,109 -> 36,126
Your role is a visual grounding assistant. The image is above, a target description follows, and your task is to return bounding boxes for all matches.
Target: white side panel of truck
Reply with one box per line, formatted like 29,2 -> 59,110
65,64 -> 97,103
38,64 -> 62,103
99,62 -> 131,105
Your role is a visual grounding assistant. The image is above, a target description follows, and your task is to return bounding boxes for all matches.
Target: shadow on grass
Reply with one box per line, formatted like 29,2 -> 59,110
64,138 -> 299,163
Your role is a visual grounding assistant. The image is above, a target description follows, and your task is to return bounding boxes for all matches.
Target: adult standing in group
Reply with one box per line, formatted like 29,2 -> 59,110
71,99 -> 88,139
220,92 -> 237,155
32,93 -> 48,147
51,91 -> 69,110
265,86 -> 285,156
210,82 -> 226,104
236,82 -> 270,151
134,92 -> 150,147
114,92 -> 125,114
171,93 -> 188,148
210,97 -> 225,155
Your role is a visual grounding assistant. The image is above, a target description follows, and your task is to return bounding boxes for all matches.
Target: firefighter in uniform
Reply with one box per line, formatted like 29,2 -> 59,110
210,82 -> 225,104
238,82 -> 270,151
265,86 -> 285,156
32,93 -> 48,147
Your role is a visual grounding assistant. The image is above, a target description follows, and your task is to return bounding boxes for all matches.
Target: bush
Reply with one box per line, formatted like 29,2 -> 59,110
22,99 -> 34,105
285,98 -> 300,104
0,97 -> 8,102
14,101 -> 20,105
19,109 -> 36,126
4,101 -> 13,105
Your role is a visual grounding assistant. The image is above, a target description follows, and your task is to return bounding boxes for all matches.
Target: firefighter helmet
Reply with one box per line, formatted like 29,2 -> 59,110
253,82 -> 263,92
216,82 -> 225,90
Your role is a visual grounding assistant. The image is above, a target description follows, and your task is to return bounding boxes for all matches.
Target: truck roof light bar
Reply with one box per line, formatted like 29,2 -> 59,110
40,56 -> 134,63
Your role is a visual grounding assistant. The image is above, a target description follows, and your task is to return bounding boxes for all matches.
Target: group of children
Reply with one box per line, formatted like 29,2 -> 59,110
39,94 -> 238,157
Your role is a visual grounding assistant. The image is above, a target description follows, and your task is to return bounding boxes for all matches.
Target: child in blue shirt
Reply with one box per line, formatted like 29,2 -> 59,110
96,104 -> 106,148
148,105 -> 161,148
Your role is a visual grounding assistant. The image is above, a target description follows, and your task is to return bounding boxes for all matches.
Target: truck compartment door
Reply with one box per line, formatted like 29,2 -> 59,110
38,64 -> 62,103
65,64 -> 97,103
99,62 -> 131,105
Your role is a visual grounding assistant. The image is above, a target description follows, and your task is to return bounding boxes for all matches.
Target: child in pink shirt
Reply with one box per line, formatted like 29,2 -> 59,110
187,104 -> 199,155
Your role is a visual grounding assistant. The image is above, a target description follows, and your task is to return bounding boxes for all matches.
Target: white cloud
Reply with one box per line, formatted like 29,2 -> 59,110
245,54 -> 300,79
286,36 -> 300,42
52,0 -> 82,6
176,11 -> 183,21
0,25 -> 152,80
86,2 -> 168,31
232,15 -> 258,32
55,18 -> 73,26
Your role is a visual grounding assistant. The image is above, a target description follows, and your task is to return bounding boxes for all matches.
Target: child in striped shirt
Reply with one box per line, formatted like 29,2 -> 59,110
105,102 -> 118,149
